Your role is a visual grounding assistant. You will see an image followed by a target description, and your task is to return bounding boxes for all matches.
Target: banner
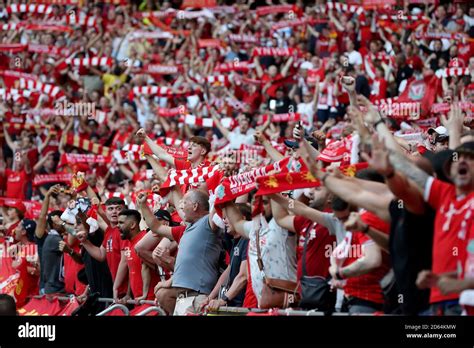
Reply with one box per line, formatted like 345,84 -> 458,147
33,173 -> 73,186
255,163 -> 369,195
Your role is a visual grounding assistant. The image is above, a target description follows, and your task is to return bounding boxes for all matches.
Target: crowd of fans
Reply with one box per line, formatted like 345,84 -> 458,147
0,0 -> 473,316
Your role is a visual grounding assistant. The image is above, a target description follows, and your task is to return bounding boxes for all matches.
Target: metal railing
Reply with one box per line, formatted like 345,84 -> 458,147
135,306 -> 166,316
96,304 -> 130,316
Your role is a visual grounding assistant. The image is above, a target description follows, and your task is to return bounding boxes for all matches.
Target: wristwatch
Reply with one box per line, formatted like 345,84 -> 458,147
221,293 -> 229,303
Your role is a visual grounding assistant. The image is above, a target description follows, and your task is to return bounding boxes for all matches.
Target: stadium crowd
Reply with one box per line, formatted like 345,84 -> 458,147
0,0 -> 473,316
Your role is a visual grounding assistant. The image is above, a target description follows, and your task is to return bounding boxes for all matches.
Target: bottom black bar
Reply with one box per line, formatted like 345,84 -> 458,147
0,316 -> 473,346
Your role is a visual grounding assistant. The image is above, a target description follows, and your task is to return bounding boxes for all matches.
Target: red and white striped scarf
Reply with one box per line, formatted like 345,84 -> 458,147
435,68 -> 470,78
415,31 -> 466,41
206,75 -> 231,86
23,23 -> 73,33
198,39 -> 223,49
431,102 -> 474,114
271,18 -> 317,32
156,137 -> 189,148
258,113 -> 301,125
325,2 -> 363,15
66,57 -> 114,67
19,79 -> 65,99
132,86 -> 200,98
161,164 -> 222,195
378,14 -> 429,21
6,4 -> 54,16
64,13 -> 98,28
0,89 -> 33,101
180,115 -> 233,129
66,134 -> 112,156
64,153 -> 111,165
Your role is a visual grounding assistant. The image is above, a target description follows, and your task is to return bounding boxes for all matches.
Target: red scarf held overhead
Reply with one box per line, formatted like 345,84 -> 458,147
228,34 -> 259,44
198,39 -> 223,49
255,163 -> 369,196
142,65 -> 180,75
66,134 -> 112,156
32,173 -> 73,186
252,47 -> 298,57
256,4 -> 300,17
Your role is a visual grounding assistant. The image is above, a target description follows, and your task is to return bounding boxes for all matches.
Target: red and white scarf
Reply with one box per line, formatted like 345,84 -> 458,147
27,43 -> 71,57
33,173 -> 73,186
66,57 -> 113,67
252,47 -> 297,57
157,107 -> 186,117
228,34 -> 259,44
142,65 -> 179,75
129,30 -> 174,41
435,68 -> 470,78
66,134 -> 112,156
256,5 -> 298,17
19,79 -> 64,99
5,4 -> 54,16
198,39 -> 223,48
214,62 -> 252,73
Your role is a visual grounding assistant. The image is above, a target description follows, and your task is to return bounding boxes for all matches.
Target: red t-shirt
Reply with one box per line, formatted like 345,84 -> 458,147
343,211 -> 391,304
122,230 -> 159,300
294,216 -> 335,280
170,226 -> 187,244
63,241 -> 86,296
5,169 -> 29,200
426,178 -> 474,303
103,226 -> 128,295
13,241 -> 39,307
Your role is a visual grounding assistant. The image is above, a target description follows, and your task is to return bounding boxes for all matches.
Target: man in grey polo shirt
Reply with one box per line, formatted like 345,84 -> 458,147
136,189 -> 223,315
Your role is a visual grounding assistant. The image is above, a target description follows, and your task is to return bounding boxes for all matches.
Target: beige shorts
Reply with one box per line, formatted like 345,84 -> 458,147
173,294 -> 208,316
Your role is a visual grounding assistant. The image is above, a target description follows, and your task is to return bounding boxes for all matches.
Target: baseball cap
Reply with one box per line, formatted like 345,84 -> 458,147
154,209 -> 179,226
5,201 -> 26,216
21,219 -> 37,242
428,126 -> 448,136
454,141 -> 474,157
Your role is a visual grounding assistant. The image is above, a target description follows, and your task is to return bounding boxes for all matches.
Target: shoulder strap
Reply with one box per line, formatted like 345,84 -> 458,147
255,218 -> 265,272
301,223 -> 312,277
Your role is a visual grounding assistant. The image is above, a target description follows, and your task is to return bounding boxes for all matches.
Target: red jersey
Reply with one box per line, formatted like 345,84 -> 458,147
5,169 -> 29,200
294,216 -> 335,280
63,243 -> 86,296
103,226 -> 128,295
426,178 -> 474,303
343,211 -> 391,304
122,231 -> 159,300
12,241 -> 39,307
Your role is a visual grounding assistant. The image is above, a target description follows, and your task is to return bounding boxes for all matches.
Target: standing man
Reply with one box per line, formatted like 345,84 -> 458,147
136,190 -> 223,315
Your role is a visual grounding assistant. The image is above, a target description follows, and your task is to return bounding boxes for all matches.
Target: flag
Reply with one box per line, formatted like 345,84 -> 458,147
397,74 -> 440,118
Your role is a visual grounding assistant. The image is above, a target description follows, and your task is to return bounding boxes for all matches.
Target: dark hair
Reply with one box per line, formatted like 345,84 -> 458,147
235,203 -> 252,221
105,197 -> 126,206
355,169 -> 385,183
189,136 -> 211,155
47,210 -> 63,229
331,196 -> 349,212
118,209 -> 142,224
0,294 -> 17,316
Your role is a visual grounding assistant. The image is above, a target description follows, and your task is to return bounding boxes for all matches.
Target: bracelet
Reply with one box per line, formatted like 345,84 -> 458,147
373,118 -> 385,128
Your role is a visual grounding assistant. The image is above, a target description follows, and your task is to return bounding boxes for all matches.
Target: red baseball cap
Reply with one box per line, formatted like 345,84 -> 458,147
5,200 -> 26,215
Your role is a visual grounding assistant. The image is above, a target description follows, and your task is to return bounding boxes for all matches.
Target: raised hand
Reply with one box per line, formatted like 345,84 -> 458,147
360,135 -> 393,176
440,102 -> 464,133
340,76 -> 355,93
356,95 -> 382,124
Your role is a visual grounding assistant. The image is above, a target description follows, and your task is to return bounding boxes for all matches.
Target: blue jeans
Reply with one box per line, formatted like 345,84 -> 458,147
419,300 -> 462,316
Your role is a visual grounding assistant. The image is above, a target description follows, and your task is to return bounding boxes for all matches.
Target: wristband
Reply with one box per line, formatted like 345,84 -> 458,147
336,267 -> 345,280
373,119 -> 385,128
221,293 -> 229,303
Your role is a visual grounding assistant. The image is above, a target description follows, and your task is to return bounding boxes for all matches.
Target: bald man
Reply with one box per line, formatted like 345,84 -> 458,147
136,189 -> 223,315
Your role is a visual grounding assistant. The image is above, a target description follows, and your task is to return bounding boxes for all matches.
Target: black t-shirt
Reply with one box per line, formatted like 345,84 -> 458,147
81,229 -> 113,299
389,200 -> 434,315
223,234 -> 249,307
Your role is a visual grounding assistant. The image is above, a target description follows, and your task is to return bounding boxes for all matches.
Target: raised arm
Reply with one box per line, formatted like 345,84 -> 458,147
269,193 -> 327,227
254,131 -> 284,162
35,185 -> 61,239
222,202 -> 249,239
136,128 -> 174,166
269,196 -> 296,232
210,107 -> 231,140
136,192 -> 174,240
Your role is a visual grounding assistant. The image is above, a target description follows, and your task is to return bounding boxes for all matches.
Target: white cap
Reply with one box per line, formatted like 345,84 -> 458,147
428,126 -> 448,136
